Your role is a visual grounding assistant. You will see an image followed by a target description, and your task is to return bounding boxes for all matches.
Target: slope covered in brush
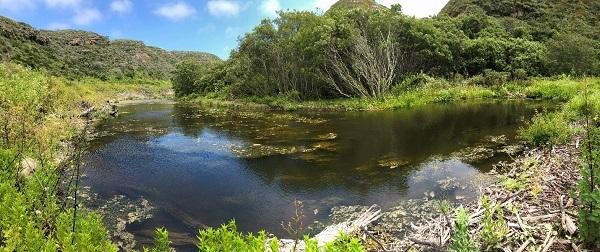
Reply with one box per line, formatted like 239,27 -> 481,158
0,16 -> 220,80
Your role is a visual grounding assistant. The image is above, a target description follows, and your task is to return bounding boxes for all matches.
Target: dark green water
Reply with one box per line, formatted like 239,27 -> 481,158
81,101 -> 547,249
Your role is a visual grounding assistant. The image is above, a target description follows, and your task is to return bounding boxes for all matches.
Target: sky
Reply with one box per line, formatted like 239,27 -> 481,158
0,0 -> 449,59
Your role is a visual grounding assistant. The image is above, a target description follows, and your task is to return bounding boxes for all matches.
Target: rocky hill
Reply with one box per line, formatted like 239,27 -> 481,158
0,16 -> 220,80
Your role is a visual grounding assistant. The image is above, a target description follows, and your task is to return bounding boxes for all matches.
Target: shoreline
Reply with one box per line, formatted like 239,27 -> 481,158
361,139 -> 582,251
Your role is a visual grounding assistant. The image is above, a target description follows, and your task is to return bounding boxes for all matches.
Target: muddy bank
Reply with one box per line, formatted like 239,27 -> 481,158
336,139 -> 582,251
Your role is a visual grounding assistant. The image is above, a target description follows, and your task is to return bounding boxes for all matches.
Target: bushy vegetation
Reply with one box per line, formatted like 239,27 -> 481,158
518,112 -> 572,147
0,63 -> 121,251
578,88 -> 600,248
172,0 -> 599,102
0,16 -> 220,80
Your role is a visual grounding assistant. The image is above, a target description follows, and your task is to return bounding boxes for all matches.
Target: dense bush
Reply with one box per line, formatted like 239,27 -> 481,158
176,0 -> 597,101
172,60 -> 207,97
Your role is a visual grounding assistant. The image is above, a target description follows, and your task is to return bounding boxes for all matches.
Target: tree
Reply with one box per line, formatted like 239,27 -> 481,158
172,60 -> 206,97
545,33 -> 600,76
326,28 -> 400,98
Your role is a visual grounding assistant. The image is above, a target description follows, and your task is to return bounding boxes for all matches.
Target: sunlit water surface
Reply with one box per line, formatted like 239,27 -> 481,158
81,101 -> 548,250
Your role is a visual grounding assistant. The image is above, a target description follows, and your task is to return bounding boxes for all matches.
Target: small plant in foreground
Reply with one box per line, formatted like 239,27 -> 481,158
197,220 -> 267,252
449,207 -> 478,252
479,196 -> 508,251
282,199 -> 305,251
144,228 -> 172,252
578,88 -> 600,248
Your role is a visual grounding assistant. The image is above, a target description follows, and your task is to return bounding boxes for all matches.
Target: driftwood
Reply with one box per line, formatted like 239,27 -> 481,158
388,138 -> 584,251
273,205 -> 382,252
79,106 -> 95,118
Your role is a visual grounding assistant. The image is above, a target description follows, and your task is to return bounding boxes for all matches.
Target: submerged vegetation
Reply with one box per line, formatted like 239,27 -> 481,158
2,0 -> 600,250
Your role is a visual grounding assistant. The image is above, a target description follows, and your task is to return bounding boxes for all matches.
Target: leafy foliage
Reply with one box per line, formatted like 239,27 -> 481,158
479,196 -> 509,250
175,0 -> 598,101
578,88 -> 600,248
197,221 -> 268,252
449,207 -> 478,252
144,228 -> 172,252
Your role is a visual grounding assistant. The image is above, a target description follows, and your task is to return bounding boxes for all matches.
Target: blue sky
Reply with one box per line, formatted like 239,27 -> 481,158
0,0 -> 448,59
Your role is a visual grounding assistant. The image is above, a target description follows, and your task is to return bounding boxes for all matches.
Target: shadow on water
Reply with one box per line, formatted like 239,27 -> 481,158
81,100 -> 550,250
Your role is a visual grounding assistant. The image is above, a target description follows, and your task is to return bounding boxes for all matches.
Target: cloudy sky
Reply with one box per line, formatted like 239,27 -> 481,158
0,0 -> 449,59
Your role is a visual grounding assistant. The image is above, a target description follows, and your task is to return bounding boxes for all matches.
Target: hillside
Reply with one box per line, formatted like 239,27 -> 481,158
329,0 -> 385,11
441,0 -> 600,28
0,16 -> 220,80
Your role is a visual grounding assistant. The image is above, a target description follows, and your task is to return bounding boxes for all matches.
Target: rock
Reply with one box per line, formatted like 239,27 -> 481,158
377,157 -> 410,169
19,157 -> 37,176
316,133 -> 338,141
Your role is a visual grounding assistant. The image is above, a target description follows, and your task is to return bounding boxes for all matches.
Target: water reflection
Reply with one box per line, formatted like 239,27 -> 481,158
82,101 -> 547,250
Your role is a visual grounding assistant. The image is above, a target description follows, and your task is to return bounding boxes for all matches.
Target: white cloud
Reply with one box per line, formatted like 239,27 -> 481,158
0,0 -> 34,12
207,0 -> 241,17
314,0 -> 336,11
224,26 -> 238,37
378,0 -> 448,17
155,2 -> 196,20
46,22 -> 70,30
72,7 -> 102,25
110,0 -> 132,14
44,0 -> 81,8
260,0 -> 280,17
311,0 -> 448,17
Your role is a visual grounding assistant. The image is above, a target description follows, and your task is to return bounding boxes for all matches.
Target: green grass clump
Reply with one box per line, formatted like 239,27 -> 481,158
518,112 -> 572,147
524,78 -> 581,101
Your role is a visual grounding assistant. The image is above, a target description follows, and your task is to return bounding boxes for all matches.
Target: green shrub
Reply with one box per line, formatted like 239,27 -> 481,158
144,228 -> 172,252
197,221 -> 268,252
479,196 -> 508,250
481,70 -> 510,87
321,234 -> 365,252
518,112 -> 572,146
579,125 -> 600,248
172,60 -> 207,97
449,207 -> 478,252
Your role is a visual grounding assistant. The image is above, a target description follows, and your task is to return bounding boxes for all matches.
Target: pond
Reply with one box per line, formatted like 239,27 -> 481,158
81,101 -> 548,250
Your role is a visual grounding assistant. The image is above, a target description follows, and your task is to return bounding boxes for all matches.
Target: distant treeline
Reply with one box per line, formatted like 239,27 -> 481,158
174,2 -> 600,99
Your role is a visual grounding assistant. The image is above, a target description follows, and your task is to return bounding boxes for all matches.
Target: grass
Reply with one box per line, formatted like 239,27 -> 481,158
185,77 -> 599,112
517,112 -> 572,147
